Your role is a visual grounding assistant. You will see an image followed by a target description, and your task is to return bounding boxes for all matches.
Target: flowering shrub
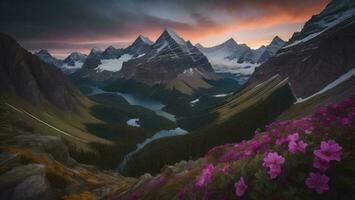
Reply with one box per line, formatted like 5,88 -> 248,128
119,96 -> 355,200
263,152 -> 285,179
196,164 -> 215,187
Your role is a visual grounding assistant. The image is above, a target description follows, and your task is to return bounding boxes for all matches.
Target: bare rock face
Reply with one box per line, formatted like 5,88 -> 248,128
250,0 -> 355,98
0,164 -> 46,189
2,134 -> 72,165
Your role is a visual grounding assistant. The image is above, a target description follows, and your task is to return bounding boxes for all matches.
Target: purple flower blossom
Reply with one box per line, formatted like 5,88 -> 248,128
268,165 -> 282,179
314,140 -> 342,162
305,172 -> 329,194
263,152 -> 285,179
196,164 -> 215,187
287,132 -> 299,142
313,157 -> 331,172
288,140 -> 308,153
275,137 -> 288,146
235,176 -> 248,197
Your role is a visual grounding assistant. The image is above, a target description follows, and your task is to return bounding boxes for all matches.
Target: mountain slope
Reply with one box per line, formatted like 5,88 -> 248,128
249,0 -> 355,98
0,33 -> 88,111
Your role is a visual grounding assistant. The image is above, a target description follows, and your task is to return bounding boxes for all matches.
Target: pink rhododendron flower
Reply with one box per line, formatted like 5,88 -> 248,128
313,157 -> 331,172
268,165 -> 282,179
196,164 -> 215,187
287,132 -> 299,142
305,172 -> 329,194
275,137 -> 287,146
314,140 -> 342,162
235,176 -> 248,197
288,140 -> 308,153
263,152 -> 285,179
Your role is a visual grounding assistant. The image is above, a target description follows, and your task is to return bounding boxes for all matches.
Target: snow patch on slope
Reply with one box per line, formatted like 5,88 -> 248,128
212,60 -> 260,76
96,54 -> 133,72
296,68 -> 355,103
61,61 -> 83,69
127,119 -> 140,127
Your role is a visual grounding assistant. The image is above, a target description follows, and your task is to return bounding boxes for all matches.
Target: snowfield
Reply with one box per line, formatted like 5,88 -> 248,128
127,118 -> 140,127
96,54 -> 133,72
61,61 -> 83,69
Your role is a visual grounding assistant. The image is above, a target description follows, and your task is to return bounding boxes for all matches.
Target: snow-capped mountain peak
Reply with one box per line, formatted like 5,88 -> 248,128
164,28 -> 186,45
91,47 -> 102,54
34,49 -> 63,68
223,38 -> 238,46
63,52 -> 86,64
36,49 -> 51,56
138,35 -> 153,45
270,36 -> 285,46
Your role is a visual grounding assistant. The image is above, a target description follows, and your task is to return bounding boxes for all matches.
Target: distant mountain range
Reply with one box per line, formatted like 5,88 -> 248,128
78,28 -> 220,95
196,36 -> 285,81
34,50 -> 87,74
34,29 -> 284,95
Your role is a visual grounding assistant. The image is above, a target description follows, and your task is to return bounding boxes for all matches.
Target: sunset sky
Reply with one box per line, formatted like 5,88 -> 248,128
0,0 -> 330,58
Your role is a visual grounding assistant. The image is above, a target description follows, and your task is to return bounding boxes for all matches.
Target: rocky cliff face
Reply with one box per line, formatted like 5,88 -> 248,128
249,0 -> 355,98
0,33 -> 86,111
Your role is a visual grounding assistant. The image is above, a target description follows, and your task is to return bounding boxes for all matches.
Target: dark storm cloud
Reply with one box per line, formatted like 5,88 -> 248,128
0,0 -> 330,55
0,0 -> 191,41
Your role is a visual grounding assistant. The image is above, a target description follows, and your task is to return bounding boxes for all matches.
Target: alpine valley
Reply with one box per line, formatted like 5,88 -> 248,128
0,0 -> 355,200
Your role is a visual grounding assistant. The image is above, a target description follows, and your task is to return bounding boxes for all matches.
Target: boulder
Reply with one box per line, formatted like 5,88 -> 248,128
12,175 -> 51,200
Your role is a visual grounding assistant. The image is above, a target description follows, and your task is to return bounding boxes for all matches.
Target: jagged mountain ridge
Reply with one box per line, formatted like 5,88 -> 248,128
116,28 -> 218,95
81,35 -> 153,71
78,28 -> 220,95
250,0 -> 355,98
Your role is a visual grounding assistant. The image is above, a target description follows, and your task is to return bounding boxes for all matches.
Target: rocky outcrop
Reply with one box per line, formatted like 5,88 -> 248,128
0,130 -> 137,200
